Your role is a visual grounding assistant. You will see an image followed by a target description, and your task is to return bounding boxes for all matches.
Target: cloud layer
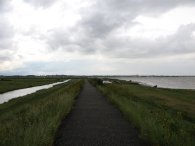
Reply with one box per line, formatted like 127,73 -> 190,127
0,0 -> 195,75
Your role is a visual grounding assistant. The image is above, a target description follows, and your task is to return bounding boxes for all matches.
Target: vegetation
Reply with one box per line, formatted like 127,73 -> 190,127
0,79 -> 84,146
89,78 -> 195,146
0,77 -> 66,93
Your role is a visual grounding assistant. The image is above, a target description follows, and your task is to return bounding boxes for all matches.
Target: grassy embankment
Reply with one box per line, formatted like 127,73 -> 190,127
90,78 -> 195,146
0,79 -> 84,146
0,77 -> 66,93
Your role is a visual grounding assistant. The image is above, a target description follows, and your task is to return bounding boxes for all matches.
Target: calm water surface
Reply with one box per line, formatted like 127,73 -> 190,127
110,76 -> 195,89
0,79 -> 70,104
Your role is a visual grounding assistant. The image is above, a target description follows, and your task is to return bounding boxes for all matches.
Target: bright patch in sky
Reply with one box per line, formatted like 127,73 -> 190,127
10,0 -> 81,31
128,7 -> 195,39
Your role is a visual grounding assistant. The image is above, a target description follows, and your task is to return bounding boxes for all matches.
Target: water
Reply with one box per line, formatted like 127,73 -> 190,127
109,76 -> 195,89
0,79 -> 70,104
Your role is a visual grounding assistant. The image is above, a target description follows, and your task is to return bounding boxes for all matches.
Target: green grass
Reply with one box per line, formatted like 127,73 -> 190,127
90,78 -> 195,146
0,77 -> 66,93
0,79 -> 84,146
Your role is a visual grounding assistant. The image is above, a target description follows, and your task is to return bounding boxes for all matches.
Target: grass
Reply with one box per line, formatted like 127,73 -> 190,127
0,77 -> 66,93
89,78 -> 195,146
0,79 -> 84,146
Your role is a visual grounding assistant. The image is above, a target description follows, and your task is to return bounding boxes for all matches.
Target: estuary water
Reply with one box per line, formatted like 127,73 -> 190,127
0,79 -> 70,104
109,76 -> 195,89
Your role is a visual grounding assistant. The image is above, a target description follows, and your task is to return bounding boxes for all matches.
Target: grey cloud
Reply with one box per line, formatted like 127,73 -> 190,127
0,39 -> 14,50
45,0 -> 195,59
46,28 -> 98,54
46,22 -> 195,59
80,11 -> 125,38
77,0 -> 195,57
46,28 -> 75,51
0,0 -> 11,12
103,24 -> 195,59
0,17 -> 14,50
77,0 -> 195,39
0,2 -> 15,67
152,24 -> 195,55
24,0 -> 57,8
0,48 -> 16,64
0,20 -> 13,39
81,13 -> 113,38
0,55 -> 11,64
101,0 -> 195,14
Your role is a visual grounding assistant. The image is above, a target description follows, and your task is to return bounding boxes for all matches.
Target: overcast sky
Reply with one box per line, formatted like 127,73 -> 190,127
0,0 -> 195,75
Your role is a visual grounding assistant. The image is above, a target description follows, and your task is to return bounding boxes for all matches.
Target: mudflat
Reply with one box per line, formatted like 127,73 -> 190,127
54,81 -> 148,146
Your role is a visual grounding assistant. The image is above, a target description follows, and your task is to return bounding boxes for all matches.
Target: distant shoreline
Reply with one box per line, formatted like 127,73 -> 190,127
97,75 -> 195,77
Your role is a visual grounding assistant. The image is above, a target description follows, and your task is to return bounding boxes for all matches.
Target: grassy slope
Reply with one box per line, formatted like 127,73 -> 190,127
0,77 -> 65,93
90,79 -> 195,146
0,79 -> 84,146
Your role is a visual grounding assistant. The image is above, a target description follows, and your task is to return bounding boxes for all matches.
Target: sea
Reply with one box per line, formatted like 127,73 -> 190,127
107,76 -> 195,89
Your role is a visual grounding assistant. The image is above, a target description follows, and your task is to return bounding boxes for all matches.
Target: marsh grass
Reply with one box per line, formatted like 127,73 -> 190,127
0,79 -> 83,146
90,79 -> 195,146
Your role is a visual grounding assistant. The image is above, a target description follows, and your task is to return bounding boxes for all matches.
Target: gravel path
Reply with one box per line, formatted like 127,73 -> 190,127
54,81 -> 149,146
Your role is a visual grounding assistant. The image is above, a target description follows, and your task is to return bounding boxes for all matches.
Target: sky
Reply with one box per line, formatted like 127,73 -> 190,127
0,0 -> 195,75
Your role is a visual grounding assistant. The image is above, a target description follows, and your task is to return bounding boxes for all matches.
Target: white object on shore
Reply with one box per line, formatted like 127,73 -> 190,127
103,80 -> 112,84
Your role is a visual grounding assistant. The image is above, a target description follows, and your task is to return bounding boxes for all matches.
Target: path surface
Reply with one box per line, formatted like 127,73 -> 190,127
54,81 -> 148,146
